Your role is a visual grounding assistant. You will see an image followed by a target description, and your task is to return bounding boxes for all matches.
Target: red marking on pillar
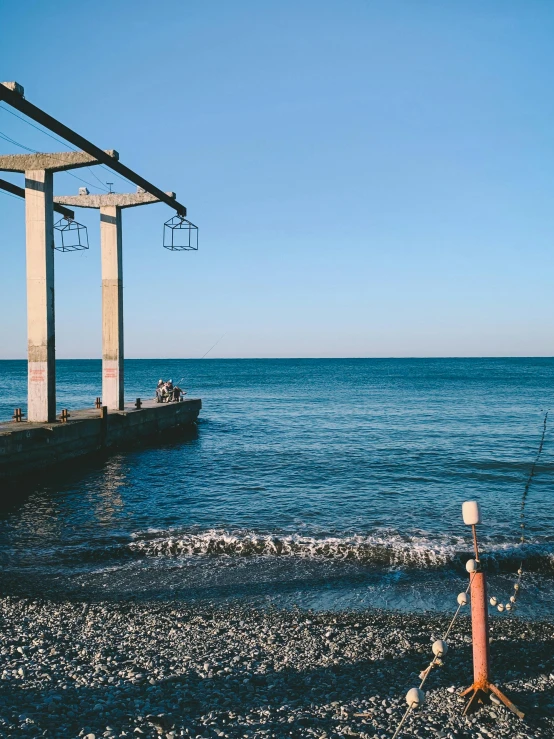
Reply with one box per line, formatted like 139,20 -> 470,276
29,369 -> 45,382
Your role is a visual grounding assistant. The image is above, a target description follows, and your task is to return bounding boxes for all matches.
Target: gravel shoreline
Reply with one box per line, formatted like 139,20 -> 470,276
0,597 -> 552,739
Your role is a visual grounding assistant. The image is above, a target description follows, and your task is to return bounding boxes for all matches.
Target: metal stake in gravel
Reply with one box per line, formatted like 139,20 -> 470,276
459,501 -> 524,719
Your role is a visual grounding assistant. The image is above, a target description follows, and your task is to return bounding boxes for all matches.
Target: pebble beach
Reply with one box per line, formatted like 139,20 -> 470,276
1,598 -> 552,739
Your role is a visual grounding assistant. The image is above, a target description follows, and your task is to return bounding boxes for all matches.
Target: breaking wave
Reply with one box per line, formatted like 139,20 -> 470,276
126,529 -> 554,573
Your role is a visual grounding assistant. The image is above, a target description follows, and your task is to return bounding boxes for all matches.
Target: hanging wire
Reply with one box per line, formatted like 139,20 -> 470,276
0,130 -> 37,152
0,127 -> 110,193
0,188 -> 24,202
0,104 -> 137,190
0,104 -> 74,147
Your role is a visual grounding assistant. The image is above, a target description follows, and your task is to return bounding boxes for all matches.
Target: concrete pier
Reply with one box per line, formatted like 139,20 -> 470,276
0,398 -> 201,481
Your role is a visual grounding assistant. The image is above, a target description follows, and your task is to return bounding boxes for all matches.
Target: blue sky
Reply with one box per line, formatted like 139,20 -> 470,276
1,1 -> 553,358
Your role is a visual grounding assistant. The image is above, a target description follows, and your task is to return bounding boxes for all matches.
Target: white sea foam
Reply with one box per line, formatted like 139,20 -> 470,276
126,528 -> 554,571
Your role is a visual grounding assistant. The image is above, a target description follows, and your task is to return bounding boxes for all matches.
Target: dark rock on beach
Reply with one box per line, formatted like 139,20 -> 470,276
0,597 -> 552,738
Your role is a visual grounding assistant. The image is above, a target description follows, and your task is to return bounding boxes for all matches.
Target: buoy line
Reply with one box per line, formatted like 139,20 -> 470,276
489,410 -> 548,613
389,411 -> 549,739
390,574 -> 475,739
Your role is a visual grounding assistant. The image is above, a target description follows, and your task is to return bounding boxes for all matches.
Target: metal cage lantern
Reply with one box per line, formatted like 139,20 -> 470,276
163,215 -> 198,251
54,217 -> 89,252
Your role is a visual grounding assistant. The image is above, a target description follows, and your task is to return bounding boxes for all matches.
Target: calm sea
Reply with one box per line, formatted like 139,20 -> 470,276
0,358 -> 553,617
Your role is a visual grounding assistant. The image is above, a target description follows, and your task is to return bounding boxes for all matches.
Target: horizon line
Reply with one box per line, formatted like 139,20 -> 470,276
1,356 -> 554,361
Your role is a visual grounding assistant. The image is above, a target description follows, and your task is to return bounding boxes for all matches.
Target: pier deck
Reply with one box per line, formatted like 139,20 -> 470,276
0,398 -> 201,481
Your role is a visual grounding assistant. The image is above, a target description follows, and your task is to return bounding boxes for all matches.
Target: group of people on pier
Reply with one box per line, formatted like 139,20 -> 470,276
156,379 -> 186,403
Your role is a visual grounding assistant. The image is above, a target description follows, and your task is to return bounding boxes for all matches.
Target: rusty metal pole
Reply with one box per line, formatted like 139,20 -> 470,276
470,570 -> 490,691
461,504 -> 524,719
469,523 -> 490,691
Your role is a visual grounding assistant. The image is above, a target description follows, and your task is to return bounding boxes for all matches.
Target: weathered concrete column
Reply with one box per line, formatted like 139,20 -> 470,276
25,169 -> 55,422
54,189 -> 175,411
100,205 -> 124,410
0,150 -> 117,422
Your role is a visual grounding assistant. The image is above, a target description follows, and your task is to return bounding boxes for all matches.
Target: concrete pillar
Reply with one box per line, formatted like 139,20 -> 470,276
54,189 -> 174,412
100,206 -> 124,410
25,169 -> 55,422
0,149 -> 117,423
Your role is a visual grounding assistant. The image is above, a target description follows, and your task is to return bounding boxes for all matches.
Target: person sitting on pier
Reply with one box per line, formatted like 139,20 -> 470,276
165,380 -> 174,402
172,385 -> 186,402
156,379 -> 165,403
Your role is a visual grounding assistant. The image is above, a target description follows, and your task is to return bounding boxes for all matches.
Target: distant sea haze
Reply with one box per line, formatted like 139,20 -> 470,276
0,358 -> 552,615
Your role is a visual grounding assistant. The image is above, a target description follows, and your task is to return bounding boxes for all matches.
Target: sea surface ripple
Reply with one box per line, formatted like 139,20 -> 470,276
0,358 -> 552,615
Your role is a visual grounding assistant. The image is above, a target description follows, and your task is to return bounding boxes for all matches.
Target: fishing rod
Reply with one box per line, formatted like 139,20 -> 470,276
171,334 -> 227,388
200,333 -> 226,359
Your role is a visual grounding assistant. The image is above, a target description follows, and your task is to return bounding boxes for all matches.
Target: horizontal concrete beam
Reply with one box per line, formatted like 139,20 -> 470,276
0,82 -> 187,217
54,191 -> 176,210
0,150 -> 118,173
0,176 -> 74,218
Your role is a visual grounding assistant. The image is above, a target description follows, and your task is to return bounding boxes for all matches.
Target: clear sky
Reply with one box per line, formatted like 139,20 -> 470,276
1,1 -> 553,358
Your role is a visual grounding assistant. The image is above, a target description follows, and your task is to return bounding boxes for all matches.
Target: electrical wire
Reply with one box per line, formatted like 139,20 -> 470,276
0,130 -> 36,152
0,104 -> 137,190
0,127 -> 110,193
87,165 -> 114,190
0,188 -> 23,202
0,104 -> 73,148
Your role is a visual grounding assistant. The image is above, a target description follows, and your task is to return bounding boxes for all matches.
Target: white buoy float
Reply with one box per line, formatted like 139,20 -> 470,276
462,500 -> 482,525
406,687 -> 425,708
457,592 -> 468,606
497,603 -> 505,612
490,597 -> 497,606
432,639 -> 448,657
466,558 -> 478,573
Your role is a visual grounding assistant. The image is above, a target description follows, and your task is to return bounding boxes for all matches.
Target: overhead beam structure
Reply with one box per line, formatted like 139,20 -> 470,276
0,176 -> 74,219
0,82 -> 187,217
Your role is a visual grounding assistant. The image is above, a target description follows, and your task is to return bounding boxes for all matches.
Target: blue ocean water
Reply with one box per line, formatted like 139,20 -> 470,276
0,358 -> 553,616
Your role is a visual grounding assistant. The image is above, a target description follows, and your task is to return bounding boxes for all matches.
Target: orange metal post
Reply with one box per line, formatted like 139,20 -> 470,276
461,527 -> 524,719
470,571 -> 490,689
